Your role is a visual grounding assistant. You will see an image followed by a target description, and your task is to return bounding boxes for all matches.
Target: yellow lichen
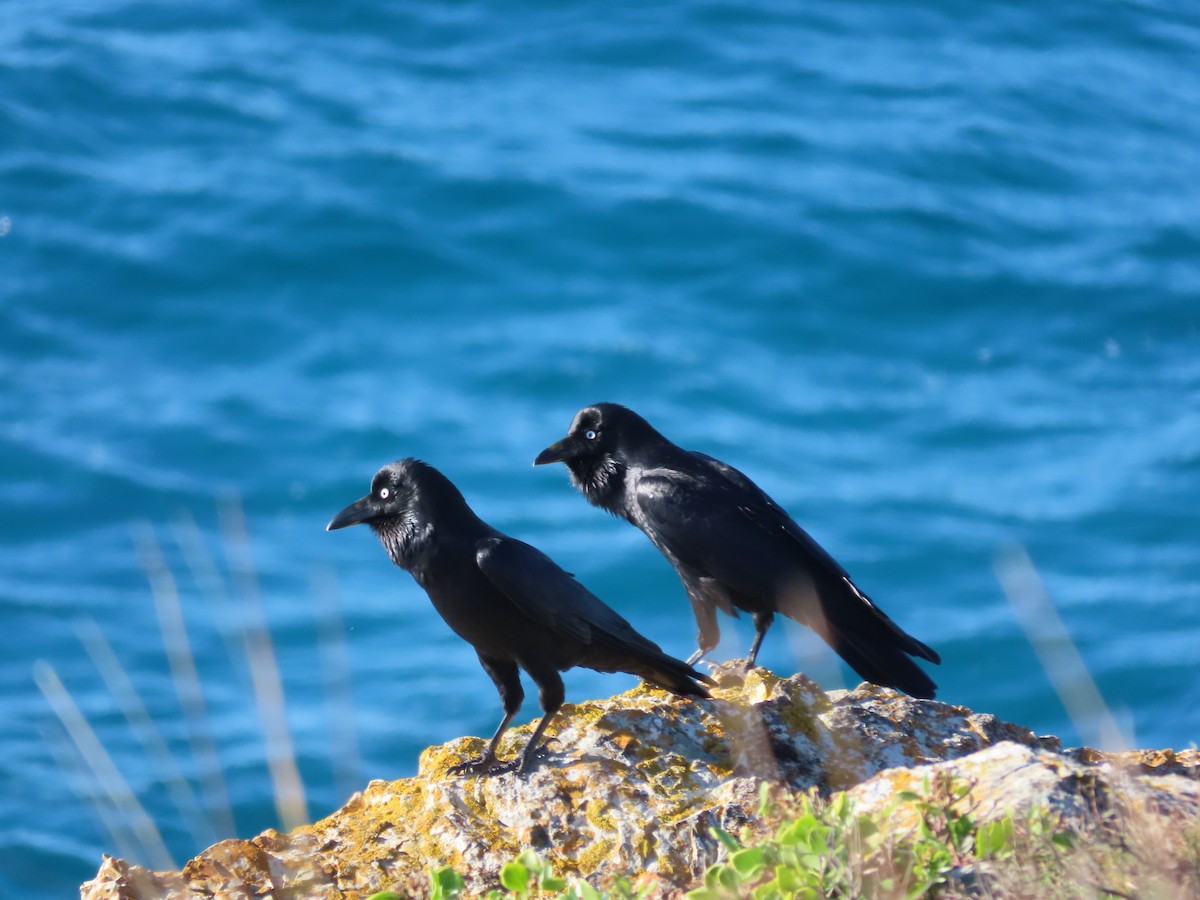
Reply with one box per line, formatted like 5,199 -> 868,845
99,664 -> 1159,900
584,796 -> 618,833
575,835 -> 616,873
778,694 -> 820,742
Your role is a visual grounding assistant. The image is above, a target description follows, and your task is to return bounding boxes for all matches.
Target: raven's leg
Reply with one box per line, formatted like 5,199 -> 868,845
449,654 -> 523,776
686,592 -> 721,666
745,610 -> 774,669
504,665 -> 564,776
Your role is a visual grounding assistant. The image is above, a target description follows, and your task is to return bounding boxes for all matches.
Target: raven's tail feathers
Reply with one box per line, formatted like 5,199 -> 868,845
634,654 -> 715,699
590,640 -> 714,699
832,631 -> 938,700
794,574 -> 940,699
585,624 -> 715,699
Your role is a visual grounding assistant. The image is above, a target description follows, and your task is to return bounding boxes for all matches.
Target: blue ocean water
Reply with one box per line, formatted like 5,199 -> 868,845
3,1 -> 1199,895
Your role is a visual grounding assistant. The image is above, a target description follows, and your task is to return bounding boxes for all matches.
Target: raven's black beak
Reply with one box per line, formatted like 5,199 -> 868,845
534,437 -> 578,466
326,496 -> 375,531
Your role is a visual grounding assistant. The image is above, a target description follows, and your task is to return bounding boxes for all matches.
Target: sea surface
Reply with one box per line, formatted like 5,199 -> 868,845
3,1 -> 1199,896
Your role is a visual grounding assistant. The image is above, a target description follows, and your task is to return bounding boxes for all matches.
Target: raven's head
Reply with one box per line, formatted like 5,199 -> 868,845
327,458 -> 446,568
534,402 -> 659,513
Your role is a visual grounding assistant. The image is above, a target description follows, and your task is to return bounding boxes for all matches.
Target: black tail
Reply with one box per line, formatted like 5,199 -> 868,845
589,641 -> 714,699
800,575 -> 940,699
830,631 -> 938,699
633,652 -> 715,699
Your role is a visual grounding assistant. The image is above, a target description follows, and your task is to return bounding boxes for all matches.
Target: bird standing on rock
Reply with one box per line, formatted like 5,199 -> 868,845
535,403 -> 940,699
327,458 -> 713,776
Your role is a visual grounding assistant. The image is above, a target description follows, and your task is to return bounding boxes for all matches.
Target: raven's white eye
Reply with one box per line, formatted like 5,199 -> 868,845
585,429 -> 598,440
379,487 -> 390,499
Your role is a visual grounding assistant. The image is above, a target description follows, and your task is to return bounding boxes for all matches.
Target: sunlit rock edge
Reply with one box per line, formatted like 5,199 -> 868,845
81,664 -> 1200,899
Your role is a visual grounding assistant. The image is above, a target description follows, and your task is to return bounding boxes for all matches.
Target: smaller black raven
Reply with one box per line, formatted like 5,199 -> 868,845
535,403 -> 940,699
327,458 -> 713,775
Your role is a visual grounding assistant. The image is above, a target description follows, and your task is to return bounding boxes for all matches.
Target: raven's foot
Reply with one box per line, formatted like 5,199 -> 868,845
448,743 -> 556,777
507,740 -> 559,776
447,753 -> 509,777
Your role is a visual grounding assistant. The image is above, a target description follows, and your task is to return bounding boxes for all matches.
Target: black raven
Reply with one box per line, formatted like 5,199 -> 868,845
327,458 -> 713,775
534,403 -> 940,699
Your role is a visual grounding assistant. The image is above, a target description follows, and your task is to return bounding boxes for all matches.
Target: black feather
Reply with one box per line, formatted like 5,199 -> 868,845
328,458 -> 712,776
536,403 -> 941,698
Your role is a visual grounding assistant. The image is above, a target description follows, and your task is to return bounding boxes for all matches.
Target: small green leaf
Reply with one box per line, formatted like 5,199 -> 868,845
1052,830 -> 1076,850
570,879 -> 604,900
828,793 -> 850,820
774,865 -> 808,892
429,865 -> 466,899
500,860 -> 530,893
516,848 -> 543,872
711,826 -> 741,852
607,876 -> 640,900
717,865 -> 742,891
366,893 -> 405,900
731,847 -> 766,878
778,814 -> 819,847
947,814 -> 974,849
856,815 -> 879,839
703,864 -> 725,891
976,816 -> 1014,858
799,852 -> 824,871
751,882 -> 783,900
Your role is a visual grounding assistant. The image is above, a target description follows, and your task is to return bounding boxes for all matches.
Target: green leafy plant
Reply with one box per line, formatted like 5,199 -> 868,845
685,788 -> 892,899
429,866 -> 466,900
485,849 -> 567,899
418,771 -> 1200,900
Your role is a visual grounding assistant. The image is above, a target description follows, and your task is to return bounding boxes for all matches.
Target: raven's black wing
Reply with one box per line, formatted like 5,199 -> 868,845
695,453 -> 937,659
475,535 -> 659,652
475,535 -> 713,695
634,453 -> 939,696
633,457 -> 830,613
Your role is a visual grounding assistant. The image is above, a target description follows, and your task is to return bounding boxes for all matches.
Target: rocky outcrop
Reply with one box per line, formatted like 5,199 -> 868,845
80,665 -> 1199,899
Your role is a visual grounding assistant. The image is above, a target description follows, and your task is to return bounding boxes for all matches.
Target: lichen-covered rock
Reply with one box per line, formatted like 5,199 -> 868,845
79,665 -> 1198,899
848,740 -> 1200,827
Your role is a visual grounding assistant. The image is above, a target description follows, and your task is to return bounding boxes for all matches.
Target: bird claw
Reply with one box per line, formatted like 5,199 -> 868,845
447,754 -> 510,777
448,742 -> 554,777
508,742 -> 555,776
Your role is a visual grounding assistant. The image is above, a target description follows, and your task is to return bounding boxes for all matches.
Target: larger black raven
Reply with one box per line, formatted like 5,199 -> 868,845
534,403 -> 940,699
327,458 -> 713,775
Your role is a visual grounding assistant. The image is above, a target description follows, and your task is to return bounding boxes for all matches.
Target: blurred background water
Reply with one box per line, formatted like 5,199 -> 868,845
3,1 -> 1199,895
